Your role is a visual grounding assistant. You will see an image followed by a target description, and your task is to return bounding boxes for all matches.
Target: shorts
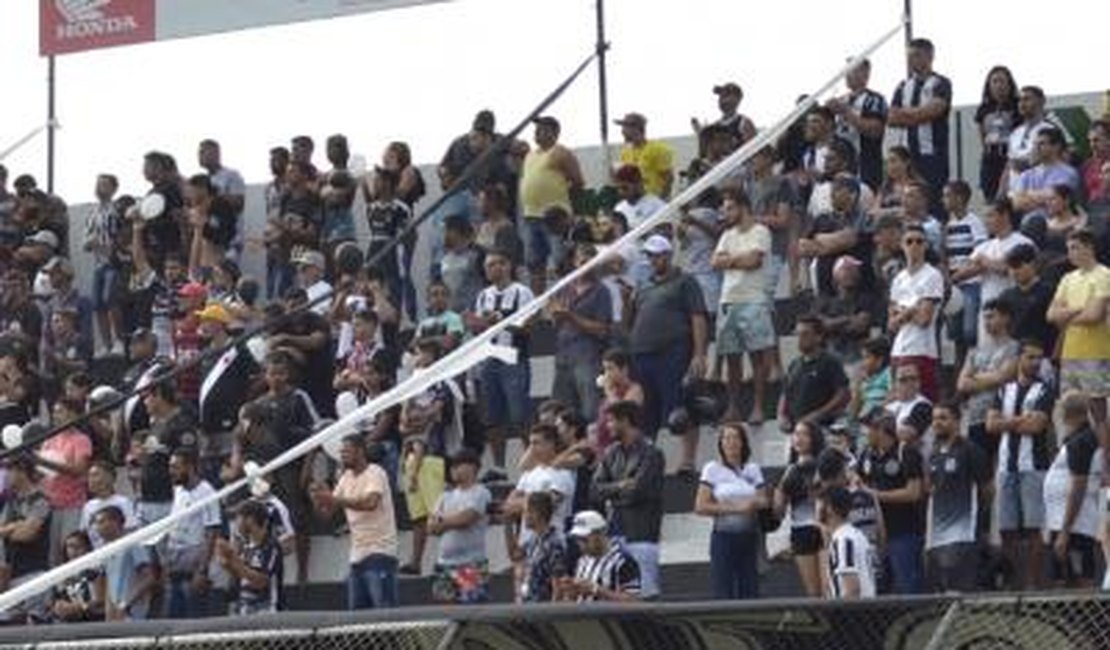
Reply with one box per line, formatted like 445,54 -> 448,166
692,272 -> 722,314
523,218 -> 565,272
1047,531 -> 1097,583
479,359 -> 531,428
432,560 -> 490,604
92,264 -> 123,310
1061,359 -> 1110,398
402,454 -> 445,521
790,525 -> 822,556
716,301 -> 776,356
997,471 -> 1046,533
925,542 -> 979,592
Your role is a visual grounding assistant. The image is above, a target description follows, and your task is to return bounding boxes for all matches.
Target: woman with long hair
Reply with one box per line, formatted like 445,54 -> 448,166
871,146 -> 923,219
775,420 -> 826,597
974,66 -> 1020,201
695,422 -> 767,599
1037,184 -> 1088,285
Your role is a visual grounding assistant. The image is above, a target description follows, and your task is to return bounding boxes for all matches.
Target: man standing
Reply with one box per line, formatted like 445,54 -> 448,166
624,234 -> 708,462
311,436 -> 399,609
0,455 -> 51,598
555,510 -> 641,602
85,173 -> 125,356
519,115 -> 584,290
549,243 -> 612,421
1010,128 -> 1081,226
1005,86 -> 1071,189
97,505 -> 157,621
888,225 -> 945,401
828,59 -> 888,190
215,500 -> 283,615
590,401 -> 664,599
778,316 -> 850,434
958,198 -> 1033,346
956,299 -> 1019,459
198,139 -> 246,260
616,112 -> 675,199
692,82 -> 757,150
80,461 -> 137,548
925,401 -> 990,593
136,380 -> 199,527
1000,245 -> 1057,358
888,38 -> 952,209
986,340 -> 1054,590
164,449 -> 222,619
823,485 -> 878,599
1043,392 -> 1103,589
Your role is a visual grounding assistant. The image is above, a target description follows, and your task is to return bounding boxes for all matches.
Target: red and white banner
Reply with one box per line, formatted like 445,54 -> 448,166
40,0 -> 447,56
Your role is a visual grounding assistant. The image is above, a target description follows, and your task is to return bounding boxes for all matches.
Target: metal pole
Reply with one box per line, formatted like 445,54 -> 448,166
595,0 -> 612,175
904,0 -> 914,46
47,55 -> 56,194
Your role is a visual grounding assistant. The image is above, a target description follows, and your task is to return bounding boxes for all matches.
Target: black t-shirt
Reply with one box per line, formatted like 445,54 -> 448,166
140,406 -> 199,503
782,352 -> 849,426
236,535 -> 283,613
244,390 -> 316,464
928,438 -> 989,547
999,279 -> 1056,355
142,182 -> 185,263
201,197 -> 239,249
859,443 -> 925,537
2,488 -> 51,579
275,311 -> 335,418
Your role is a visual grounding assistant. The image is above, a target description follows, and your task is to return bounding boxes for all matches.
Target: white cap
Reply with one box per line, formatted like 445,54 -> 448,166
569,510 -> 608,537
27,230 -> 59,250
641,234 -> 673,256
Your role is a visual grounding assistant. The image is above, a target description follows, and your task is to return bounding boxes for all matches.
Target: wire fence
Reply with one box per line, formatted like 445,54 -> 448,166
2,594 -> 1110,650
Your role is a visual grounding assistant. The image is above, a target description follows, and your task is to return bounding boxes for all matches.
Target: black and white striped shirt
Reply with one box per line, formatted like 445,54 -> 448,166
827,523 -> 876,599
473,282 -> 534,350
890,72 -> 952,158
993,379 -> 1054,473
573,542 -> 641,601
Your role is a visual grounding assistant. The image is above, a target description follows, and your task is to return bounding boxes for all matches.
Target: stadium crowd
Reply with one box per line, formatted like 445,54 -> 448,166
0,37 -> 1108,620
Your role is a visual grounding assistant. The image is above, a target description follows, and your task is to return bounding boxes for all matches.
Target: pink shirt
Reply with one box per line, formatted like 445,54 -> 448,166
40,429 -> 92,509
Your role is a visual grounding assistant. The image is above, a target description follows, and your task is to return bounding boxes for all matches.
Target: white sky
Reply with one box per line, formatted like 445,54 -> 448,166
1,0 -> 1107,200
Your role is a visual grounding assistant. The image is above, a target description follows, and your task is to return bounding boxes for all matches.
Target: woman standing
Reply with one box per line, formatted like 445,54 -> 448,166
775,421 -> 825,597
974,66 -> 1020,201
871,146 -> 923,219
695,422 -> 767,599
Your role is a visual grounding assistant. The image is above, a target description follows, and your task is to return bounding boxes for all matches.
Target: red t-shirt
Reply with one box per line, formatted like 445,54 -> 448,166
40,429 -> 92,509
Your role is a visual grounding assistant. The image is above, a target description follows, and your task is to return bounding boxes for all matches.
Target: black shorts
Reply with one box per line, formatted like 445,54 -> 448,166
790,525 -> 822,556
1048,531 -> 1097,583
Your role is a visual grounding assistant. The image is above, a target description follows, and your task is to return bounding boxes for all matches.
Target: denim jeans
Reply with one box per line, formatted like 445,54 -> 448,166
621,540 -> 661,599
709,529 -> 760,600
347,554 -> 399,610
951,283 -> 980,348
552,355 -> 601,421
632,343 -> 690,438
267,258 -> 295,301
886,533 -> 925,594
479,359 -> 531,428
166,573 -> 213,619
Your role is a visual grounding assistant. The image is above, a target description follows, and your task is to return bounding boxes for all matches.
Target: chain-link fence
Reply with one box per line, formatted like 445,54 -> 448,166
1,594 -> 1109,650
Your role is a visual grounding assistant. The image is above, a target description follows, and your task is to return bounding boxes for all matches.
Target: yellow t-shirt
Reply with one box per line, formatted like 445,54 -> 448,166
519,147 -> 571,219
620,140 -> 674,198
1054,264 -> 1110,360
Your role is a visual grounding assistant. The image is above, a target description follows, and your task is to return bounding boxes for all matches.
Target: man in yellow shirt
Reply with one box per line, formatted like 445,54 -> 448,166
1048,229 -> 1110,427
617,112 -> 675,199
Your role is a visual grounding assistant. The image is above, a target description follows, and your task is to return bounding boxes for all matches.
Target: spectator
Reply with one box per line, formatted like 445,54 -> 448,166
363,168 -> 413,313
264,147 -> 290,219
778,316 -> 850,434
888,224 -> 944,401
822,485 -> 878,599
974,66 -> 1021,200
520,491 -> 569,603
1035,185 -> 1089,286
42,304 -> 91,400
986,340 -> 1054,590
616,112 -> 674,199
138,151 -> 185,273
47,531 -> 104,623
1000,243 -> 1057,359
1082,120 -> 1110,202
815,449 -> 883,558
898,182 -> 943,256
289,135 -> 317,178
84,173 -> 125,357
197,139 -> 246,256
269,160 -> 322,297
79,460 -> 137,548
1043,392 -> 1103,589
291,248 -> 331,316
1011,128 -> 1080,229
956,299 -> 1020,459
924,401 -> 990,593
798,175 -> 874,297
428,448 -> 491,605
692,82 -> 757,151
556,510 -> 641,602
960,198 -> 1034,345
439,110 -> 499,199
171,281 -> 206,404
612,164 -> 667,235
816,255 -> 878,364
712,188 -> 774,423
744,144 -> 798,310
134,379 -> 198,527
624,235 -> 708,452
96,506 -> 157,621
593,349 -> 644,451
885,363 -> 935,458
164,449 -> 221,619
37,397 -> 93,565
215,500 -> 283,615
382,141 -> 426,211
504,424 -> 575,568
1004,86 -> 1071,190
520,115 -> 584,291
943,179 -> 988,361
675,184 -> 725,319
319,134 -> 357,251
196,303 -> 259,486
185,175 -> 237,273
466,249 -> 534,481
415,281 -> 467,352
0,455 -> 51,598
475,183 -> 524,270
270,288 -> 334,418
858,411 -> 926,594
828,58 -> 888,190
775,421 -> 825,597
694,422 -> 767,600
0,269 -> 43,364
871,146 -> 922,220
849,337 -> 892,435
590,401 -> 664,599
311,435 -> 399,609
888,38 -> 952,210
1048,229 -> 1110,427
437,215 -> 484,314
550,243 -> 612,421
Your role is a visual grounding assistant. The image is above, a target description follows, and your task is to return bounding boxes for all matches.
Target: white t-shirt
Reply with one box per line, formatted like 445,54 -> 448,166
305,280 -> 333,316
889,263 -> 944,359
614,195 -> 668,232
167,480 -> 222,551
699,460 -> 765,532
714,223 -> 771,305
1044,429 -> 1104,539
516,465 -> 576,544
971,231 -> 1034,304
473,282 -> 535,349
80,494 -> 138,547
827,522 -> 877,598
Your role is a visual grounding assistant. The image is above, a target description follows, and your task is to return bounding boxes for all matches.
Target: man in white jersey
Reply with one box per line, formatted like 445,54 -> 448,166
823,485 -> 877,599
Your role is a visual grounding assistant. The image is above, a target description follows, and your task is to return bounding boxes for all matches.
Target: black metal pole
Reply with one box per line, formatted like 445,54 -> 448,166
595,0 -> 611,172
47,55 -> 56,193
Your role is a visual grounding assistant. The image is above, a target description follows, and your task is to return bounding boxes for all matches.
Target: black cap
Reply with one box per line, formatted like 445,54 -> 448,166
713,82 -> 742,97
472,110 -> 495,134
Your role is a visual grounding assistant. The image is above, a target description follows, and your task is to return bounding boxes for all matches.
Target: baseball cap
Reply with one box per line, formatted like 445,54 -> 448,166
177,282 -> 208,300
713,82 -> 743,97
195,303 -> 232,325
614,112 -> 647,128
293,249 -> 326,269
641,234 -> 673,256
27,230 -> 59,250
569,510 -> 608,537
